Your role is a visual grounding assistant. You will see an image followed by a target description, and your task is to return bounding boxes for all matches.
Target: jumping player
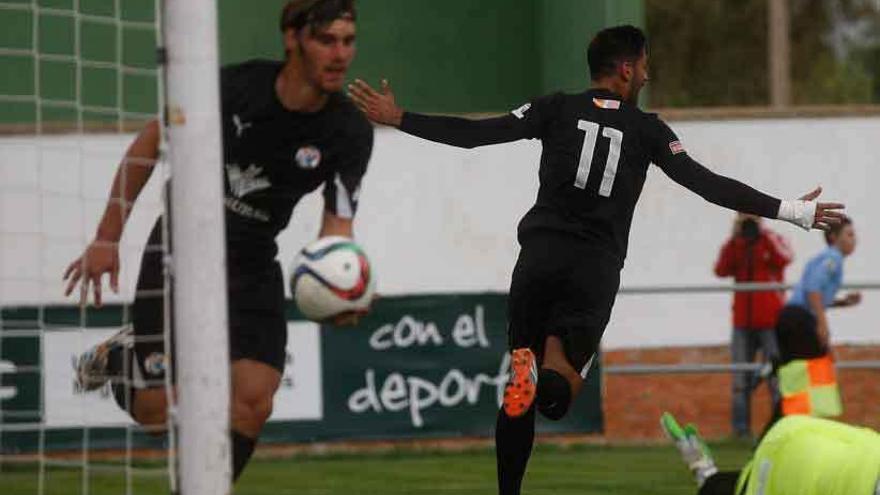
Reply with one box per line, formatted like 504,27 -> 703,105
662,412 -> 880,495
348,25 -> 845,495
63,0 -> 371,484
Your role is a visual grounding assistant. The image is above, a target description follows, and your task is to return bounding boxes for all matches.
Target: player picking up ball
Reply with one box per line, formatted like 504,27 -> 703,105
290,236 -> 375,323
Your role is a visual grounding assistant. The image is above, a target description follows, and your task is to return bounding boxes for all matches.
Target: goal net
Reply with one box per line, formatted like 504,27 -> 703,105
0,1 -> 230,494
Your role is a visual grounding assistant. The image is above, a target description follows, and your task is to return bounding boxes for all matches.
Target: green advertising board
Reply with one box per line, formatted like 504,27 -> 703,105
1,294 -> 603,453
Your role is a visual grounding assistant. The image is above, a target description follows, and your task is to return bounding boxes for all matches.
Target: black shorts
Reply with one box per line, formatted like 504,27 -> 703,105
131,221 -> 287,387
774,305 -> 825,363
507,231 -> 621,375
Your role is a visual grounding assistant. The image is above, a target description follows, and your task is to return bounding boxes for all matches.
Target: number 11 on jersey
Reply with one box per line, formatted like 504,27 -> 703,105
575,119 -> 623,197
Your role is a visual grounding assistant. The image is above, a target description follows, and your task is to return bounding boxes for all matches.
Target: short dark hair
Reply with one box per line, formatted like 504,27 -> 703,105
279,0 -> 356,33
824,215 -> 853,245
587,25 -> 648,80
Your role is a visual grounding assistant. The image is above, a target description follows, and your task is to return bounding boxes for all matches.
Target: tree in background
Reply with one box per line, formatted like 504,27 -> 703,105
646,0 -> 879,107
646,0 -> 769,107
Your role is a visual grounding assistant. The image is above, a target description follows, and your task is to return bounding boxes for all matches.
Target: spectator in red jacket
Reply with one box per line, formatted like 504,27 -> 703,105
714,213 -> 793,438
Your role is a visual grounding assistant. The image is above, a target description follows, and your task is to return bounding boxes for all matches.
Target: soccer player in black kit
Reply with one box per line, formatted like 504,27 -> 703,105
349,25 -> 845,495
63,0 -> 370,485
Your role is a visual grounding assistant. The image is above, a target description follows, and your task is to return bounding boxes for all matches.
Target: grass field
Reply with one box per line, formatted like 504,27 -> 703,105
2,440 -> 754,495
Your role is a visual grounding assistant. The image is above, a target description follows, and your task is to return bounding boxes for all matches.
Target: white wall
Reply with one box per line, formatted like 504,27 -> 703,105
2,117 -> 877,348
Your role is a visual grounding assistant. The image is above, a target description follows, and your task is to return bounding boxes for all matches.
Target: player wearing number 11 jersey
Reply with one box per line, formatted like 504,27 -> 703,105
349,25 -> 845,495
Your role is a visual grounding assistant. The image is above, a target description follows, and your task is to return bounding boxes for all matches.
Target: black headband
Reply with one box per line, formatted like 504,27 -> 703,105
280,0 -> 354,33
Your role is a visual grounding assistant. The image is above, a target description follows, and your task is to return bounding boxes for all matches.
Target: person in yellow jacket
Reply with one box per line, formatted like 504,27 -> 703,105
662,412 -> 880,495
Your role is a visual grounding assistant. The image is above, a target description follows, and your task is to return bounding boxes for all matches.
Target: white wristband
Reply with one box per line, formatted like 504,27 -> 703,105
777,199 -> 817,231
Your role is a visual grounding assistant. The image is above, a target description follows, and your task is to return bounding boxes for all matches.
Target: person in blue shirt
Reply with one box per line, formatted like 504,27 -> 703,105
777,216 -> 860,357
760,217 -> 861,435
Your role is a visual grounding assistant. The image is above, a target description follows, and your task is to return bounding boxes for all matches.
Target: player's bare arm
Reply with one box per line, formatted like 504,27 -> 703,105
832,291 -> 862,307
319,210 -> 354,238
807,291 -> 831,348
63,119 -> 161,307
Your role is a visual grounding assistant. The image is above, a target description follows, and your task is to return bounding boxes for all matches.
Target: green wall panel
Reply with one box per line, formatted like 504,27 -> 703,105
346,0 -> 540,113
538,0 -> 645,94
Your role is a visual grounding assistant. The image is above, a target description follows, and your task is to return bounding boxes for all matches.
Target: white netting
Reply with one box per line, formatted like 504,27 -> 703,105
0,1 -> 174,493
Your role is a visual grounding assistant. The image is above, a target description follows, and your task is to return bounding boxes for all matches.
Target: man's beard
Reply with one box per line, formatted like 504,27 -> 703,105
626,84 -> 643,105
298,46 -> 336,95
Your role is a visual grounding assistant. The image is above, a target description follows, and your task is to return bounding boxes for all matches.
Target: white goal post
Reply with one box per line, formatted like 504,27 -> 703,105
161,1 -> 230,494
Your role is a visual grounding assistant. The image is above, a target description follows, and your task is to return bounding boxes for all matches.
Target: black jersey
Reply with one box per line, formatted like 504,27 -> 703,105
399,89 -> 779,264
220,60 -> 373,267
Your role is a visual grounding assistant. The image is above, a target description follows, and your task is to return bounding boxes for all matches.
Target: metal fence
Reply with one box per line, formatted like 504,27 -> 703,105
608,281 -> 880,375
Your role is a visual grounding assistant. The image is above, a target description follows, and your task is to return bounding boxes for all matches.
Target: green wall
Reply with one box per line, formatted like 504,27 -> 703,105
346,0 -> 540,113
538,0 -> 645,94
222,0 -> 644,112
0,0 -> 643,124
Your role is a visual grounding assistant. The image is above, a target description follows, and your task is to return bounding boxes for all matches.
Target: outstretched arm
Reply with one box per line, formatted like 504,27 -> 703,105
831,292 -> 861,308
661,154 -> 781,219
63,119 -> 161,306
649,118 -> 844,231
348,79 -> 537,149
662,154 -> 843,231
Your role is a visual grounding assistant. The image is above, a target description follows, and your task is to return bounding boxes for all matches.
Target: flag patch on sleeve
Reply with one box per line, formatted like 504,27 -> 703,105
669,140 -> 685,154
592,98 -> 621,110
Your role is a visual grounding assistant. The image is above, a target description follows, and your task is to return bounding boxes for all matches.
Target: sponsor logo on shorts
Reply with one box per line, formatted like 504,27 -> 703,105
295,146 -> 322,169
144,352 -> 166,376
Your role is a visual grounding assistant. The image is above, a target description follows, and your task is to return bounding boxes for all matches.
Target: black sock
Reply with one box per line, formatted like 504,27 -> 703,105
109,345 -> 136,413
232,430 -> 256,482
495,405 -> 536,495
698,471 -> 741,495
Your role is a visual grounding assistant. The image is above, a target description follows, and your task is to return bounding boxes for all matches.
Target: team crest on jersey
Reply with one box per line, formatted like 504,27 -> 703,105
143,352 -> 165,376
226,163 -> 271,198
295,146 -> 322,169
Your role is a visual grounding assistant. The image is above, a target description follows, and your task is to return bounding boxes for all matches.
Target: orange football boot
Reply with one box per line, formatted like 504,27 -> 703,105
502,348 -> 538,417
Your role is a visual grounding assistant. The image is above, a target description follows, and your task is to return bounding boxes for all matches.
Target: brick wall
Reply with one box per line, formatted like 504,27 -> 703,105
602,344 -> 880,440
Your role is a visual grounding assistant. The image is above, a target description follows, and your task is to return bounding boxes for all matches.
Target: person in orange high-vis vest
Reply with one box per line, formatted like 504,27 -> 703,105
769,217 -> 860,431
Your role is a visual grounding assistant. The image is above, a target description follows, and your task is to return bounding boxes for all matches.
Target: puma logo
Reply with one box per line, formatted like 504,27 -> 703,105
232,114 -> 252,138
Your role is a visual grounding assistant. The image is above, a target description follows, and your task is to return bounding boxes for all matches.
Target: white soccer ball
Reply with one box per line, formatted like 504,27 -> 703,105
289,236 -> 375,322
